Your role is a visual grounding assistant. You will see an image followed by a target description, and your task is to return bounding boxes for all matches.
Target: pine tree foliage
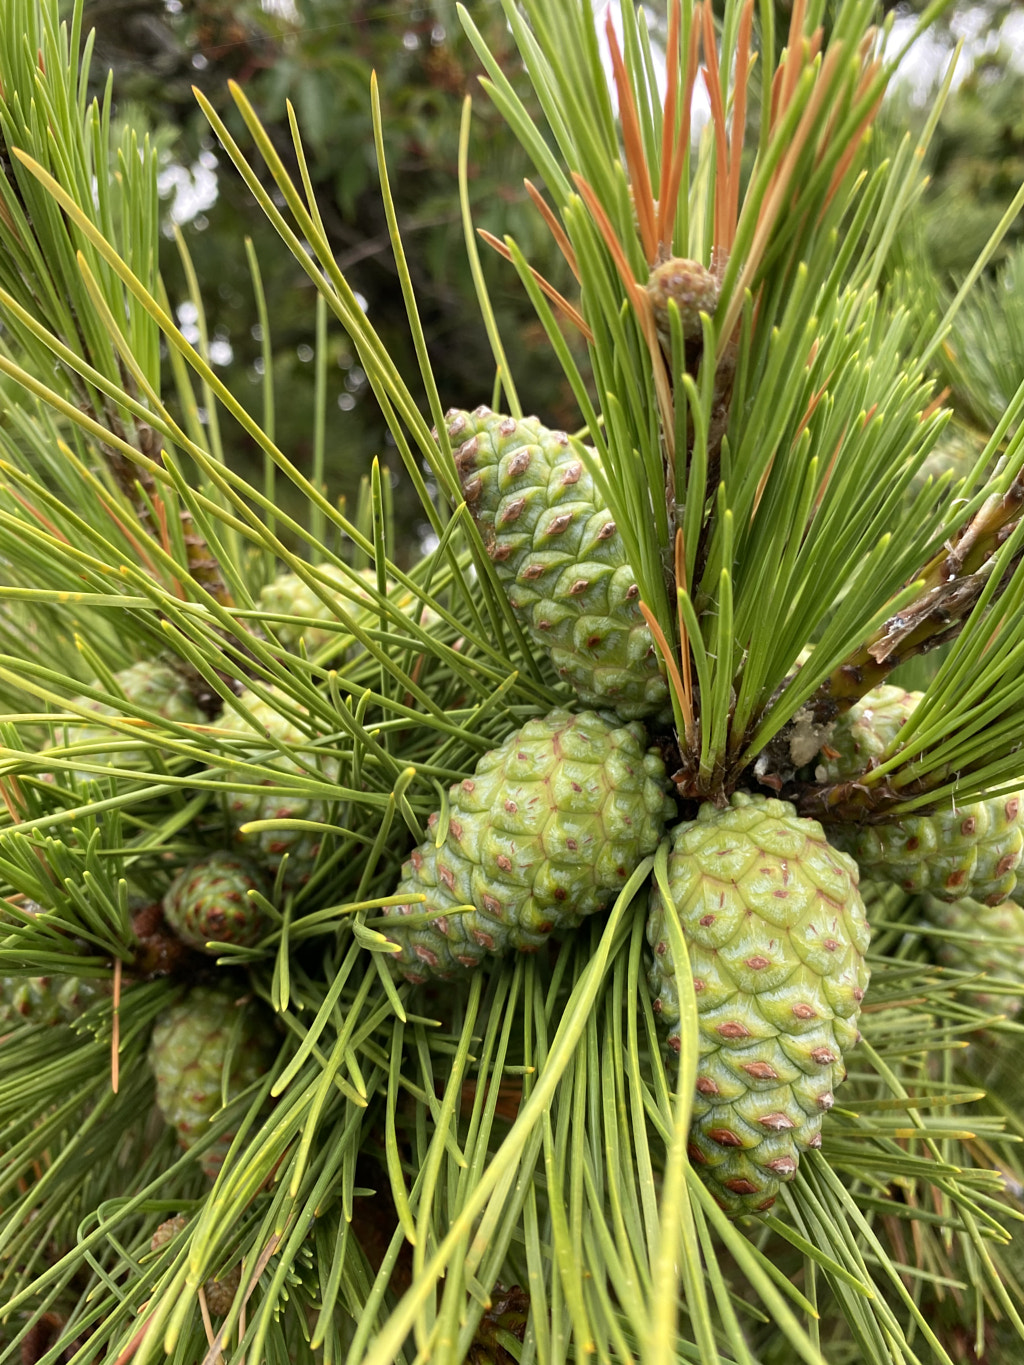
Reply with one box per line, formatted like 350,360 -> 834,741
2,1 -> 1024,1362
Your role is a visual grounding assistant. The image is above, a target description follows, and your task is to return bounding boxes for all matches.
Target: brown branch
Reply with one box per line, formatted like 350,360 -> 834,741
811,536 -> 1024,722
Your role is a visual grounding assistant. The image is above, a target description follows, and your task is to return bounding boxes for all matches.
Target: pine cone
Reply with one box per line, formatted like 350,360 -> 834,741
163,852 -> 269,952
148,985 -> 275,1178
0,974 -> 107,1030
382,708 -> 674,980
55,660 -> 205,779
447,407 -> 669,720
217,689 -> 340,887
923,895 -> 1024,1014
647,792 -> 870,1216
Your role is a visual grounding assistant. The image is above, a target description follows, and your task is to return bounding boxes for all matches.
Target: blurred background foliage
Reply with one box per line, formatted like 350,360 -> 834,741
67,0 -> 1024,555
78,0 -> 586,554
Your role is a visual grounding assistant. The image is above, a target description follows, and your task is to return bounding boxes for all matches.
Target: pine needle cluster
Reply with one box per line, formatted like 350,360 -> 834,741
2,2 -> 1024,1363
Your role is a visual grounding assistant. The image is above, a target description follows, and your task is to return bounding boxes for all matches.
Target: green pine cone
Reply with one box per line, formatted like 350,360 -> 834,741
217,689 -> 340,887
148,985 -> 274,1178
0,973 -> 107,1029
832,793 -> 1024,906
446,407 -> 670,721
815,685 -> 921,783
258,562 -> 358,651
258,565 -> 438,655
56,660 -> 205,778
923,895 -> 1024,1015
162,852 -> 269,952
817,687 -> 1024,906
383,708 -> 674,981
647,792 -> 870,1216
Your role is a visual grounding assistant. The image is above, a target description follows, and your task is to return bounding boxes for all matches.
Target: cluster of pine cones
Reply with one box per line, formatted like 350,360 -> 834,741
378,407 -> 1024,1216
7,407 -> 1024,1245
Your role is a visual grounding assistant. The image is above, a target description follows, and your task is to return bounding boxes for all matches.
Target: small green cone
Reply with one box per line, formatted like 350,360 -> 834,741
162,852 -> 269,952
833,795 -> 1024,906
815,685 -> 920,783
817,686 -> 1024,907
148,985 -> 275,1178
0,973 -> 107,1030
257,562 -> 361,652
382,708 -> 674,981
51,660 -> 205,781
647,792 -> 871,1216
922,895 -> 1024,1015
259,564 -> 439,656
217,689 -> 340,887
446,407 -> 670,721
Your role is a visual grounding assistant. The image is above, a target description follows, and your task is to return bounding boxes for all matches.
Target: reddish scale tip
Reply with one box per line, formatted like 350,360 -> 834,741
758,1112 -> 795,1131
724,1178 -> 760,1195
766,1156 -> 797,1176
708,1128 -> 744,1147
743,1062 -> 778,1081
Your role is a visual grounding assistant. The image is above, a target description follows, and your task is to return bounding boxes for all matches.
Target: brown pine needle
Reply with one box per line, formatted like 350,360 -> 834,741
657,0 -> 682,248
571,174 -> 676,460
722,43 -> 845,345
726,0 -> 756,256
7,485 -> 70,542
775,0 -> 809,132
0,775 -> 27,822
523,179 -> 579,280
825,76 -> 884,210
112,1316 -> 154,1365
94,494 -> 164,580
604,12 -> 658,264
58,440 -> 166,578
197,1286 -> 221,1364
808,425 -> 849,524
921,388 -> 952,422
476,230 -> 592,339
111,956 -> 122,1094
660,12 -> 703,254
795,374 -> 834,442
701,2 -> 732,256
639,599 -> 693,744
